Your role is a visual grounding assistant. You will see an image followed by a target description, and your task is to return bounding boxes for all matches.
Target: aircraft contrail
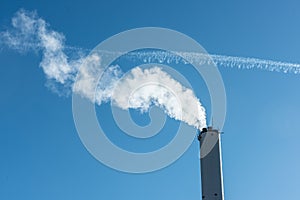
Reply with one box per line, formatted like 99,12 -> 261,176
69,49 -> 300,74
211,54 -> 300,74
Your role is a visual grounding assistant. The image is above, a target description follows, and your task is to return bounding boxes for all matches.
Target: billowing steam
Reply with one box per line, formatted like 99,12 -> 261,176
111,67 -> 206,128
0,9 -> 206,129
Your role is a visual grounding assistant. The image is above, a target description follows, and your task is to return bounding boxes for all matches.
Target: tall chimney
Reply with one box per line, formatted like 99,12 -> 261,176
198,127 -> 224,200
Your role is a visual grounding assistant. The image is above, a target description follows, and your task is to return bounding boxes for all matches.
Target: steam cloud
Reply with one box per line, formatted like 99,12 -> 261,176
111,67 -> 206,128
0,9 -> 206,129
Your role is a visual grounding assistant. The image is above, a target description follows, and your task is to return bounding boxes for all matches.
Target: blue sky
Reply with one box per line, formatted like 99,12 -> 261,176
1,0 -> 300,200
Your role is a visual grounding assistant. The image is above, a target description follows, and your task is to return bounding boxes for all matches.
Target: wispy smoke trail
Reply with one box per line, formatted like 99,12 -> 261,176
0,9 -> 206,129
0,9 -> 79,84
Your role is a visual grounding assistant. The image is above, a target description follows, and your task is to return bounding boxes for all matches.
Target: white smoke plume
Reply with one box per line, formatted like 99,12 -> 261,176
4,9 -> 300,129
0,9 -> 207,129
111,67 -> 206,128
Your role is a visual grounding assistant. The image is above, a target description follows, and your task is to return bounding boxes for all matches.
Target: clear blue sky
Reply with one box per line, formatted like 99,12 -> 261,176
1,0 -> 300,199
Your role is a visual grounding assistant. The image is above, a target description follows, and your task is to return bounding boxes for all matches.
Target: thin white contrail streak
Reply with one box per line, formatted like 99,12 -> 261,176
182,52 -> 300,74
210,54 -> 300,74
73,48 -> 300,74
